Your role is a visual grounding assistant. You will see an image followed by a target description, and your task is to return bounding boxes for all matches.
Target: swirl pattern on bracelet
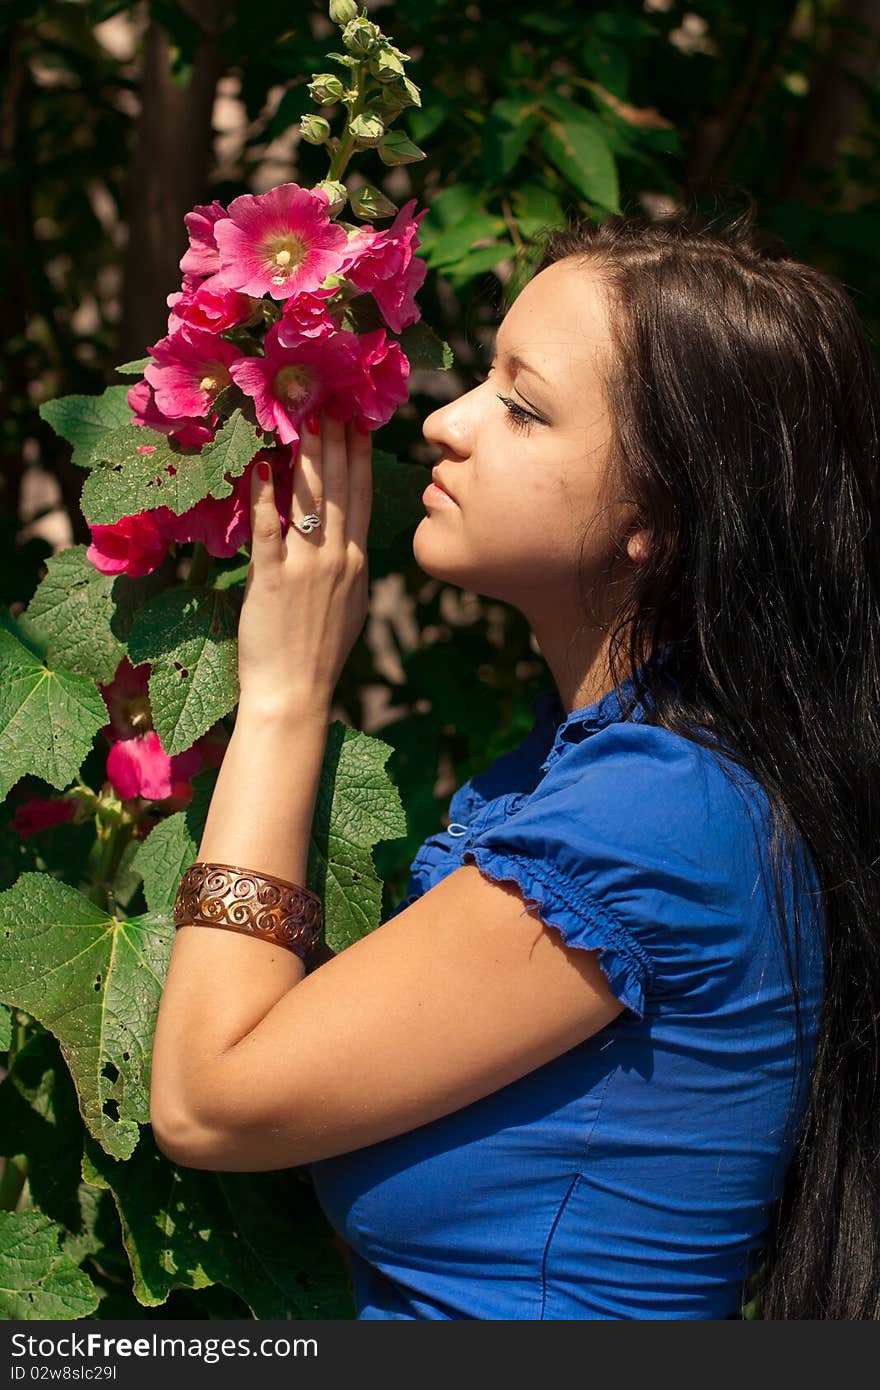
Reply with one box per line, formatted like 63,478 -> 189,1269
172,860 -> 323,960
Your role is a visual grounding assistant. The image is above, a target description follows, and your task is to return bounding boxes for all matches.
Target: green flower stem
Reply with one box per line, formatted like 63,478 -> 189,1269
88,816 -> 133,914
187,541 -> 214,587
328,61 -> 373,183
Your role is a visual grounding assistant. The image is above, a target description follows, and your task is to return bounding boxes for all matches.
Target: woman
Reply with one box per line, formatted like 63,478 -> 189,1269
150,203 -> 880,1320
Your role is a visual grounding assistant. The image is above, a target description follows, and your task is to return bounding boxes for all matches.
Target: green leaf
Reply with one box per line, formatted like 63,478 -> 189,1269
80,409 -> 262,526
370,450 -> 432,549
420,211 -> 507,270
114,358 -> 154,375
481,96 -> 540,180
0,628 -> 107,801
0,1003 -> 10,1052
22,545 -> 167,685
443,244 -> 515,287
539,114 -> 620,213
131,764 -> 217,914
396,319 -> 454,371
39,387 -> 134,469
0,873 -> 174,1159
127,587 -> 241,757
81,1128 -> 353,1316
0,1211 -> 99,1320
511,183 -> 565,238
310,722 -> 407,952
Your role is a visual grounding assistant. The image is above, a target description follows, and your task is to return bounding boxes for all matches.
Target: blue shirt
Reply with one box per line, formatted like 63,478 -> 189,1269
306,651 -> 826,1319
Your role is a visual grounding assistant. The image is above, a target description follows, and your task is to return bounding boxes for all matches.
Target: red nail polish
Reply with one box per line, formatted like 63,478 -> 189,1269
257,461 -> 271,481
305,412 -> 320,434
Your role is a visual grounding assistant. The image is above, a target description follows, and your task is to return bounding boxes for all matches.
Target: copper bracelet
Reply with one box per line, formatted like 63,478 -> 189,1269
172,859 -> 323,961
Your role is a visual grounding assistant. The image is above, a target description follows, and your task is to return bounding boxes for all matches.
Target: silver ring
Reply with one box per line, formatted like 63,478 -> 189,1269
293,513 -> 322,535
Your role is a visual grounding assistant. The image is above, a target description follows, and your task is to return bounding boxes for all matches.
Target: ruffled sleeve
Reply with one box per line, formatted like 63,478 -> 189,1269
460,720 -> 782,1025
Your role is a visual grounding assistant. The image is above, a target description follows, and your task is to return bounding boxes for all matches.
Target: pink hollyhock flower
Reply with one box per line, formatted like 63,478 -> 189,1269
87,509 -> 173,578
349,328 -> 410,430
343,198 -> 428,333
145,328 -> 243,420
11,797 -> 77,839
214,183 -> 350,301
168,272 -> 256,336
128,380 -> 216,451
229,324 -> 359,446
180,200 -> 228,277
107,730 -> 203,803
278,287 -> 338,341
99,657 -> 153,743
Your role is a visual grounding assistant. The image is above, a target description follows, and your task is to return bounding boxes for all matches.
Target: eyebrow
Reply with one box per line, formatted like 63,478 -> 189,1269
493,343 -> 551,388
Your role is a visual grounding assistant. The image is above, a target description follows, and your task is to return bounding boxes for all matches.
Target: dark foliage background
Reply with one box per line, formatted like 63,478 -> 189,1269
1,0 -> 878,1318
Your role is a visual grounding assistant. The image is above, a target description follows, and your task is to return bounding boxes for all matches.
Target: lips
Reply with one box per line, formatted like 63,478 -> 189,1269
431,470 -> 457,503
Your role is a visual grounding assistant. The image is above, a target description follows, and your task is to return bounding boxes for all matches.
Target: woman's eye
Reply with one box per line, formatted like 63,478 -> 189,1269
495,393 -> 540,434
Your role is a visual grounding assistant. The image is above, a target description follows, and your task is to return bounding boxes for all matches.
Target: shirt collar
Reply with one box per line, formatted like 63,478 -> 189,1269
533,641 -> 681,770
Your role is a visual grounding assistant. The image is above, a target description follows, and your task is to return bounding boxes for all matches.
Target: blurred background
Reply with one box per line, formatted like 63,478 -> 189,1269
3,0 -> 880,909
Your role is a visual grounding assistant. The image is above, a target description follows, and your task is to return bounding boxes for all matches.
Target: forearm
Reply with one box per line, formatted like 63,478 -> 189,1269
150,697 -> 330,1128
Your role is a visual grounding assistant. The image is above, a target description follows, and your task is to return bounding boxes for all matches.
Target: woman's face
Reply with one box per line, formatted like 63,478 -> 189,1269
417,258 -> 642,619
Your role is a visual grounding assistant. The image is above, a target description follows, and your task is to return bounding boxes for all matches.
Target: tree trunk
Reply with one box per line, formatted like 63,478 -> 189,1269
117,1 -> 233,361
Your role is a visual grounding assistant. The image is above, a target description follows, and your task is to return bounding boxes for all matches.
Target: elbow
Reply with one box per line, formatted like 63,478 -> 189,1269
149,1095 -> 222,1170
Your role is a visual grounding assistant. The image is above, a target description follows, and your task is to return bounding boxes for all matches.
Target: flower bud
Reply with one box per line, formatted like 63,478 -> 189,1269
341,16 -> 383,56
377,130 -> 426,165
348,184 -> 398,220
314,179 -> 348,217
369,48 -> 406,82
329,0 -> 358,23
348,112 -> 385,148
299,113 -> 332,145
401,75 -> 422,108
308,72 -> 346,104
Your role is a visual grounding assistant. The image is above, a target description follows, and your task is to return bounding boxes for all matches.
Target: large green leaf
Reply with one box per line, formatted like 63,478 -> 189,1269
481,95 -> 541,180
0,873 -> 174,1159
126,587 -> 241,757
539,114 -> 620,213
397,319 -> 453,371
39,386 -> 134,469
0,1211 -> 99,1320
80,409 -> 262,526
22,545 -> 167,685
309,722 -> 407,952
371,449 -> 431,549
82,1129 -> 353,1317
0,628 -> 107,801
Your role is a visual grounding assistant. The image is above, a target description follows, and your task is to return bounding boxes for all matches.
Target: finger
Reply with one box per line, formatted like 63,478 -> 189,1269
319,410 -> 348,548
346,417 -> 372,553
249,458 -> 282,562
291,412 -> 324,544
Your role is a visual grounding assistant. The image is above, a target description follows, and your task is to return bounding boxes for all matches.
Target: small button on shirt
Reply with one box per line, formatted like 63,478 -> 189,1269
305,649 -> 826,1320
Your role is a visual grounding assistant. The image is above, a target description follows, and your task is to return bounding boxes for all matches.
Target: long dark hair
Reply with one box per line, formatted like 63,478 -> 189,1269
528,199 -> 880,1318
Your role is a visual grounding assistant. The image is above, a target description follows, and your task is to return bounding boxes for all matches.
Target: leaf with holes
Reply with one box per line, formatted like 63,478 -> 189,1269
0,873 -> 174,1159
0,628 -> 108,801
309,722 -> 407,952
80,410 -> 262,526
126,587 -> 240,757
0,1211 -> 99,1319
39,387 -> 135,469
22,545 -> 167,685
82,1128 -> 353,1316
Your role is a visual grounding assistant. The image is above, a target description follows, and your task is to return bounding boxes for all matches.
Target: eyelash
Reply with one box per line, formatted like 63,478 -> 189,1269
496,393 -> 540,433
476,373 -> 543,433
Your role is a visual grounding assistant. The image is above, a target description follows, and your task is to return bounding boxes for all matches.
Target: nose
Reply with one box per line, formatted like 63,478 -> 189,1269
422,389 -> 475,459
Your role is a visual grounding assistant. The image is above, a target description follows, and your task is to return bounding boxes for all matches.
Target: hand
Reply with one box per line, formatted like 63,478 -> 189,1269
236,410 -> 372,717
